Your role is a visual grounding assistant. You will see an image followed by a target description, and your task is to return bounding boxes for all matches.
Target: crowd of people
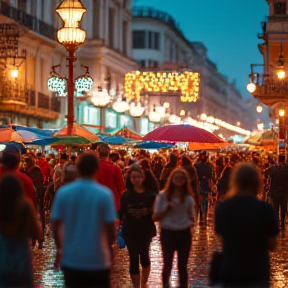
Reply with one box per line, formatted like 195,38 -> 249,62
0,144 -> 285,288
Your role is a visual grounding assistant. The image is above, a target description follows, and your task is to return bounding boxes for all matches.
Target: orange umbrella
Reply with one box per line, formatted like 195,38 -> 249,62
0,127 -> 23,142
188,142 -> 228,151
54,124 -> 100,142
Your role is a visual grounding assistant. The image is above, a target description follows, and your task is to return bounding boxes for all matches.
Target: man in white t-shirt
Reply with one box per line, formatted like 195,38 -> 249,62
51,153 -> 116,288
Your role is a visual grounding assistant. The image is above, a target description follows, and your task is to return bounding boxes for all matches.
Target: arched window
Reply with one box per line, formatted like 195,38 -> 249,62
274,1 -> 286,15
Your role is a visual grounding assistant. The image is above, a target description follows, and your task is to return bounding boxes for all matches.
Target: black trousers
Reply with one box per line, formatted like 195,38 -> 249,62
272,195 -> 288,225
62,267 -> 110,288
160,228 -> 192,288
124,236 -> 152,275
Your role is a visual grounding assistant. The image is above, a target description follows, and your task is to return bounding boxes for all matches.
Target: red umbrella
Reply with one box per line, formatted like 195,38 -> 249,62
143,124 -> 225,143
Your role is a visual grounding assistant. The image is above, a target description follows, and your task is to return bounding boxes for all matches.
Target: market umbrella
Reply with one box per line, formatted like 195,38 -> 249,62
0,141 -> 27,154
188,142 -> 227,151
0,127 -> 24,142
54,124 -> 100,142
135,141 -> 175,150
114,127 -> 143,140
12,125 -> 58,138
28,136 -> 91,146
143,124 -> 225,144
100,135 -> 130,145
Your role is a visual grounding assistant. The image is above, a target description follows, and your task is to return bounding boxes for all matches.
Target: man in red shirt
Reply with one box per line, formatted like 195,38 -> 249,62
96,144 -> 125,214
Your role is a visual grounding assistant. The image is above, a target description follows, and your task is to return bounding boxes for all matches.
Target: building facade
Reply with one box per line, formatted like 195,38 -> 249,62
0,0 -> 137,132
132,6 -> 254,136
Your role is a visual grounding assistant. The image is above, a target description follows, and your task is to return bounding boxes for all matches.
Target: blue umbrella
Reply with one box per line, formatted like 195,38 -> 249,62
12,125 -> 59,138
0,141 -> 27,154
102,135 -> 128,145
135,141 -> 175,149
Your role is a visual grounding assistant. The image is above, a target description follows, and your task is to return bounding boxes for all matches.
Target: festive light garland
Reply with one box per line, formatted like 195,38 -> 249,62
124,70 -> 200,102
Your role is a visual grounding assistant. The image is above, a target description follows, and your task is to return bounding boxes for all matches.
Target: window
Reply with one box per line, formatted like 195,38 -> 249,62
148,60 -> 158,68
138,60 -> 146,67
148,32 -> 160,50
274,2 -> 286,15
123,21 -> 127,56
133,31 -> 146,48
109,8 -> 115,48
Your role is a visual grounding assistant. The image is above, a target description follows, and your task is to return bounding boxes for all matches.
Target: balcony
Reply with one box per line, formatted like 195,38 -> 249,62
0,1 -> 55,40
250,74 -> 288,106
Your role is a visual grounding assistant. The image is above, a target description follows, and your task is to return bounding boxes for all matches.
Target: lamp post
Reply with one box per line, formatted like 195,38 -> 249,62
56,0 -> 87,135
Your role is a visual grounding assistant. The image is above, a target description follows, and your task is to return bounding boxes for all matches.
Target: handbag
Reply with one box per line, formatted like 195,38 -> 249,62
117,227 -> 125,249
208,251 -> 223,286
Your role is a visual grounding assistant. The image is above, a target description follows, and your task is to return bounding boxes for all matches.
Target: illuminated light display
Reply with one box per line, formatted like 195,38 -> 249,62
124,70 -> 200,102
47,75 -> 67,97
75,74 -> 93,95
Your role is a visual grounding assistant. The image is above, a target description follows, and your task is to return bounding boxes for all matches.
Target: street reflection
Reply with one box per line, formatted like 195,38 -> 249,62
33,213 -> 287,287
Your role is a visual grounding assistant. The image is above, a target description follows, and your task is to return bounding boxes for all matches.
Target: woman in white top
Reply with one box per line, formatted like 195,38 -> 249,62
153,168 -> 195,288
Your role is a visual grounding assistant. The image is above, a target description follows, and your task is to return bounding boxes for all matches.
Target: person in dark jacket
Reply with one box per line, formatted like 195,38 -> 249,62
180,156 -> 199,206
138,158 -> 159,194
159,154 -> 178,190
23,155 -> 45,249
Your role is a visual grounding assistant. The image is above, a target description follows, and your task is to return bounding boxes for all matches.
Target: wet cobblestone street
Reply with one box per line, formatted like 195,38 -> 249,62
33,211 -> 288,288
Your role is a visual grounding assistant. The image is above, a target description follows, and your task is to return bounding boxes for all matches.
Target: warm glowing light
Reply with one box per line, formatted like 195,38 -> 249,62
56,0 -> 87,49
279,109 -> 285,117
10,69 -> 18,78
257,123 -> 264,130
169,115 -> 181,124
247,81 -> 256,93
163,102 -> 170,109
236,121 -> 241,126
277,69 -> 286,79
200,113 -> 207,121
112,98 -> 130,113
124,70 -> 200,102
180,110 -> 185,117
90,89 -> 110,108
256,105 -> 263,113
129,102 -> 145,118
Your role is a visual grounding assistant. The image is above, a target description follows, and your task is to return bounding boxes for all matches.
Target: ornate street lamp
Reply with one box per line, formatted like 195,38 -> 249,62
56,0 -> 87,135
256,105 -> 263,113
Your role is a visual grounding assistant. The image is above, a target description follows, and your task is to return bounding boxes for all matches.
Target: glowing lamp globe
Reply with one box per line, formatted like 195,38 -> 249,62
247,81 -> 256,93
256,105 -> 263,113
200,113 -> 207,121
112,98 -> 130,113
10,69 -> 18,78
129,102 -> 145,118
277,69 -> 286,80
90,89 -> 110,108
279,109 -> 285,117
56,0 -> 87,49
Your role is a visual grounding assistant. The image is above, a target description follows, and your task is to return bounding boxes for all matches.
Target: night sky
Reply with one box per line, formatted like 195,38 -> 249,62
133,0 -> 268,101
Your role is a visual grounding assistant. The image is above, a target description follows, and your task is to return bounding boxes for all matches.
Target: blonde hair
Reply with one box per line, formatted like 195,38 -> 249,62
163,167 -> 195,203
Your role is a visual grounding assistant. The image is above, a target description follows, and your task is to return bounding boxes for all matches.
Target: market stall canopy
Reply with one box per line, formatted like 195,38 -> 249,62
54,124 -> 100,142
143,124 -> 225,143
188,142 -> 227,151
12,125 -> 58,138
28,136 -> 91,146
100,135 -> 133,145
114,127 -> 143,140
134,141 -> 175,150
244,131 -> 262,146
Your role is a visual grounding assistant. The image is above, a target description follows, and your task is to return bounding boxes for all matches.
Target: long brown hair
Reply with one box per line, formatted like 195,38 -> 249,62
0,173 -> 27,236
163,168 -> 195,203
